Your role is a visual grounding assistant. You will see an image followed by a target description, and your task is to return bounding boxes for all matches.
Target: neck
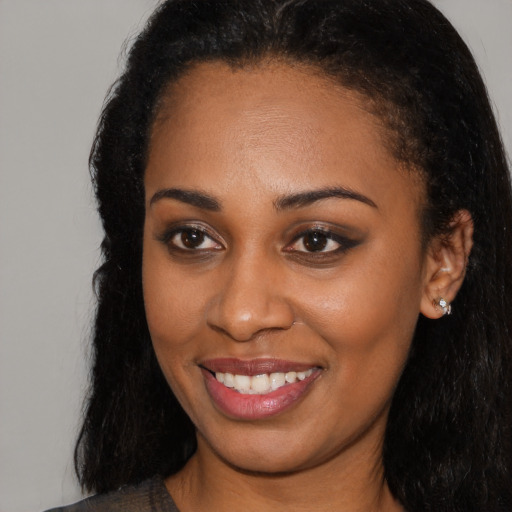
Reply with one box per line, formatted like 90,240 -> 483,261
166,432 -> 403,512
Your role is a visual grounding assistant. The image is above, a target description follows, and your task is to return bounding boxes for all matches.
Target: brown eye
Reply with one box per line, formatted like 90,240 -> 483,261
167,227 -> 222,251
303,231 -> 328,252
181,229 -> 205,249
286,228 -> 355,255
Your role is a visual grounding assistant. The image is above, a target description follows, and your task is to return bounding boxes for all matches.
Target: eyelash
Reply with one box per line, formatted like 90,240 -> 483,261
157,224 -> 359,259
285,227 -> 359,256
158,225 -> 223,253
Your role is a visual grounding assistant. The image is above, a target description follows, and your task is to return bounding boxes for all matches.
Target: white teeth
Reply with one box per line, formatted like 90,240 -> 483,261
270,372 -> 286,390
285,371 -> 297,383
214,369 -> 314,394
223,373 -> 234,388
233,374 -> 251,392
251,374 -> 271,393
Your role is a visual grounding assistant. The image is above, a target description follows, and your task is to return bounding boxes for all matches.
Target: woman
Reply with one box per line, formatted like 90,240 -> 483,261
50,0 -> 512,510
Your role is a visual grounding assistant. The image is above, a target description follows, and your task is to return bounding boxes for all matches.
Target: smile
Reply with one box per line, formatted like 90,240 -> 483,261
200,358 -> 322,419
215,369 -> 315,394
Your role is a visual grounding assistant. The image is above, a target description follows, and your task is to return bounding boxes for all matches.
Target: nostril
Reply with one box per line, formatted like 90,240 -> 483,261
205,275 -> 295,341
207,322 -> 292,343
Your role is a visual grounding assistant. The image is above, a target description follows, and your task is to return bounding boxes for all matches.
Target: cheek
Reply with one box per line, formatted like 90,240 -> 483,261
143,236 -> 202,342
142,243 -> 206,395
301,242 -> 423,382
142,242 -> 207,411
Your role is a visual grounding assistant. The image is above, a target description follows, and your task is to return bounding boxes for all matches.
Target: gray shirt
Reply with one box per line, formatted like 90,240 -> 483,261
45,477 -> 179,512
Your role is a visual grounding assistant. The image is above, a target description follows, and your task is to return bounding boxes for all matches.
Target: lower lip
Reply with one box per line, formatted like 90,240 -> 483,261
202,368 -> 321,420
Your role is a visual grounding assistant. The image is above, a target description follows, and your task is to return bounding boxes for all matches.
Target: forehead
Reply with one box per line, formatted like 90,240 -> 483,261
146,61 -> 424,211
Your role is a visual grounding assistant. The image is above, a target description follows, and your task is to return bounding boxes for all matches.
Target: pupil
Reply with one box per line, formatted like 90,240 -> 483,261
304,231 -> 328,252
181,229 -> 204,249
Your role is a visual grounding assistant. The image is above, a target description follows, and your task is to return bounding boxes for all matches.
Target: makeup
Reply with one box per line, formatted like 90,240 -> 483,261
200,358 -> 322,420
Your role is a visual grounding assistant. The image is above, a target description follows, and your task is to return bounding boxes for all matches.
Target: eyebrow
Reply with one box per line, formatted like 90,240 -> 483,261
149,188 -> 221,211
149,185 -> 377,212
274,186 -> 377,210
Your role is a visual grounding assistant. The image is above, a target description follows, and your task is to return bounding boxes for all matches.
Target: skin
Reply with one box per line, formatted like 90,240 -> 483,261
142,61 -> 473,512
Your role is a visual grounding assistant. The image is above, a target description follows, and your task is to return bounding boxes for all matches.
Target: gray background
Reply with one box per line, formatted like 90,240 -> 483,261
0,1 -> 510,510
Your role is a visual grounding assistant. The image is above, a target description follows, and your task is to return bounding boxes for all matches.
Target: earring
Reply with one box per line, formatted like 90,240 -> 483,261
433,297 -> 452,316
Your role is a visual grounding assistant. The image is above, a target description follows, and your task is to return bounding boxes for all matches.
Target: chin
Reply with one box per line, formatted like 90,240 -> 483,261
197,426 -> 335,475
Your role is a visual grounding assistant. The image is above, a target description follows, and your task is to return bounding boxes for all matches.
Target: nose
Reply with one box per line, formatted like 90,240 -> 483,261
206,252 -> 295,342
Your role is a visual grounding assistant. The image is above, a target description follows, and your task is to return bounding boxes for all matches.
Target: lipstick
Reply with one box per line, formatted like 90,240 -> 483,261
200,358 -> 322,420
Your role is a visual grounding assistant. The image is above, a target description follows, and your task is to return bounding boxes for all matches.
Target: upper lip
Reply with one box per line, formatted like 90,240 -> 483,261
199,358 -> 320,376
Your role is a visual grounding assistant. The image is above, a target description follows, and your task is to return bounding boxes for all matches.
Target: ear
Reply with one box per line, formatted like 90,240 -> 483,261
420,209 -> 474,319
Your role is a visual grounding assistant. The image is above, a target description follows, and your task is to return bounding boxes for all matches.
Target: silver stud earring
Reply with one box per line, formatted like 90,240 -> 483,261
433,297 -> 452,316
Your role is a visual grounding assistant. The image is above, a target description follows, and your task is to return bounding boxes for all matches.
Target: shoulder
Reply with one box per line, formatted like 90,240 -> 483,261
44,476 -> 179,512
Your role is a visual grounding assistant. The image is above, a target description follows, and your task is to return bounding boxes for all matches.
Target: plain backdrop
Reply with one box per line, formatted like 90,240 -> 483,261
0,1 -> 510,511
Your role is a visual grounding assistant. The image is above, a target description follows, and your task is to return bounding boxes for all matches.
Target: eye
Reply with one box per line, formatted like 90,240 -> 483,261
289,229 -> 343,253
284,227 -> 361,258
294,230 -> 339,253
164,227 -> 223,251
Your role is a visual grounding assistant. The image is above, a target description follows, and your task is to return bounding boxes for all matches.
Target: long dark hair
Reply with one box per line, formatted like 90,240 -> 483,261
75,1 -> 512,510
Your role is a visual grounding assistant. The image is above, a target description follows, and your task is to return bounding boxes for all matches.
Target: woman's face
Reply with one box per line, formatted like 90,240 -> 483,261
143,61 -> 429,474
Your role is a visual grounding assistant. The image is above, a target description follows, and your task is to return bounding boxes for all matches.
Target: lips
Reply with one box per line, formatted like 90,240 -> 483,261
201,358 -> 317,376
200,358 -> 322,420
